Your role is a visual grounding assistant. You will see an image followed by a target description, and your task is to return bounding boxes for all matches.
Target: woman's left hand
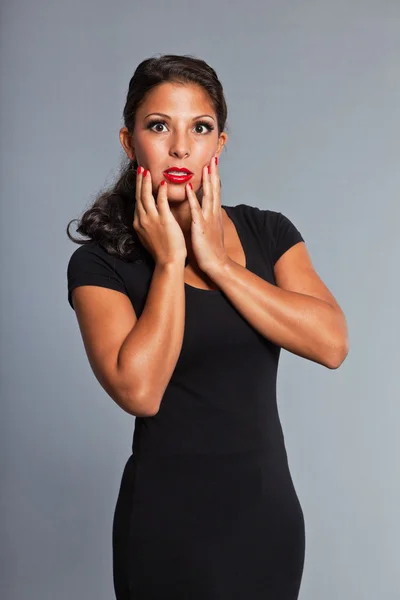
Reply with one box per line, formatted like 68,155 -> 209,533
186,155 -> 229,274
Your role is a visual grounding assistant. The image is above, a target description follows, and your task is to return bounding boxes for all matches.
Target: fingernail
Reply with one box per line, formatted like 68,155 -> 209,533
161,180 -> 165,186
189,182 -> 193,189
207,165 -> 211,174
143,169 -> 148,177
215,156 -> 218,165
137,166 -> 142,174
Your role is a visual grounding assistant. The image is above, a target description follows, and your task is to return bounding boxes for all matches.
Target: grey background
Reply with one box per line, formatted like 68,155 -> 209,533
1,1 -> 399,598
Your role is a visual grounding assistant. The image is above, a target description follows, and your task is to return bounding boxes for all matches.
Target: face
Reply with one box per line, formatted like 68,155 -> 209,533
120,82 -> 227,202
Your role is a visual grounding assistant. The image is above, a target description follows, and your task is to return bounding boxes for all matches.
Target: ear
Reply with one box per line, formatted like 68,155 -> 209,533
217,132 -> 228,156
119,127 -> 135,161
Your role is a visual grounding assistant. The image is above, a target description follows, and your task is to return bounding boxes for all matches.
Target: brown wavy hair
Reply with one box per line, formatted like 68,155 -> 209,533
66,53 -> 229,264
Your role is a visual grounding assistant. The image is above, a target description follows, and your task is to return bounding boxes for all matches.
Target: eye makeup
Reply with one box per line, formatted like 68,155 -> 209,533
146,119 -> 215,134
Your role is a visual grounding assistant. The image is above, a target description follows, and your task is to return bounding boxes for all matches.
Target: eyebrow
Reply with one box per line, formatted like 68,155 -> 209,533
144,112 -> 215,121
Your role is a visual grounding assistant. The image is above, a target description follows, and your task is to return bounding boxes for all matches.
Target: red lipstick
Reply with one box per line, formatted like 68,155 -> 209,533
163,167 -> 194,184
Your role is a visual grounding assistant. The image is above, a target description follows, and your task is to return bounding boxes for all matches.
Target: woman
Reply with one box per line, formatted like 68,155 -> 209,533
66,54 -> 348,599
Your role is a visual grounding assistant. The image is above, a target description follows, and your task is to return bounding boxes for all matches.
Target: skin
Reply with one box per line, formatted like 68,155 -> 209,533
119,82 -> 228,253
118,83 -> 349,367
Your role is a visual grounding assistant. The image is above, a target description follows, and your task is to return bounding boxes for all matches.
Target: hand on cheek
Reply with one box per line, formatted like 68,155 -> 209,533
185,156 -> 227,273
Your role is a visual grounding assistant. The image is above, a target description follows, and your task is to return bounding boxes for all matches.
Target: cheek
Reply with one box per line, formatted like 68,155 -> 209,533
134,132 -> 160,162
149,145 -> 170,171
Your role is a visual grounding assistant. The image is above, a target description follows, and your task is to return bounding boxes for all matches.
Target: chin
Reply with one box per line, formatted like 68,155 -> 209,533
153,182 -> 202,201
166,192 -> 190,202
161,184 -> 194,196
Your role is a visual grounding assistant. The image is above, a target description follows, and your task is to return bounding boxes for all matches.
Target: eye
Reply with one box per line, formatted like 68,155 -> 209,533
147,120 -> 168,133
194,121 -> 214,134
146,119 -> 214,134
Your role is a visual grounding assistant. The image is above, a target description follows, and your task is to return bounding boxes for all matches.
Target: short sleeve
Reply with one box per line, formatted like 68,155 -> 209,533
67,243 -> 128,310
270,211 -> 305,266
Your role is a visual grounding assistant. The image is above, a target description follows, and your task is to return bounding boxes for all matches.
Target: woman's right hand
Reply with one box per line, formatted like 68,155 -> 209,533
133,167 -> 188,266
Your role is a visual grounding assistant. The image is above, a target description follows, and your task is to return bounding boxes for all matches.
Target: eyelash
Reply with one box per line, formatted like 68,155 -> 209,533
146,119 -> 214,134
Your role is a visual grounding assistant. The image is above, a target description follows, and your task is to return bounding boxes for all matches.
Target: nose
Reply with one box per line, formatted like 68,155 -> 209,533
169,130 -> 190,160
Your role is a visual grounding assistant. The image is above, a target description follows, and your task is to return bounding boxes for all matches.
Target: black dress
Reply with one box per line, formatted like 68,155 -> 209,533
67,203 -> 306,599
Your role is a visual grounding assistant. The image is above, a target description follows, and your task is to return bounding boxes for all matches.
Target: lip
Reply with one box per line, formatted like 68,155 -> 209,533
163,171 -> 194,184
164,167 -> 193,175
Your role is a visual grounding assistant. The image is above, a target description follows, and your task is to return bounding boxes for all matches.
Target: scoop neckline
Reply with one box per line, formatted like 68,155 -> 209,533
184,204 -> 248,294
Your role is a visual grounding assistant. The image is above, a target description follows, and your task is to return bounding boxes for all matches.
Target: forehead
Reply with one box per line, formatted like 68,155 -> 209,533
138,82 -> 214,115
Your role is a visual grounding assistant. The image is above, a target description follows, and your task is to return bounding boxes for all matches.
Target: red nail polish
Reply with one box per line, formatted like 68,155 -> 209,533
137,166 -> 142,174
215,156 -> 218,165
189,182 -> 193,189
143,169 -> 148,177
161,180 -> 165,186
207,165 -> 211,174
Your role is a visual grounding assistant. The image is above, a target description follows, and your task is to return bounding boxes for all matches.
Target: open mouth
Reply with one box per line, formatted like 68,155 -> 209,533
163,171 -> 194,184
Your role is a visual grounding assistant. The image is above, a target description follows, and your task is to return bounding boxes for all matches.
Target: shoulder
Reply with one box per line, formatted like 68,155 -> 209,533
224,202 -> 291,230
226,202 -> 299,228
67,241 -> 129,310
223,203 -> 305,266
67,240 -> 132,277
68,240 -> 111,264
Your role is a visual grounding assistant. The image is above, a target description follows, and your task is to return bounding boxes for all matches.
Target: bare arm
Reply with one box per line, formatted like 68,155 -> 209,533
205,242 -> 349,369
117,261 -> 185,415
72,260 -> 185,417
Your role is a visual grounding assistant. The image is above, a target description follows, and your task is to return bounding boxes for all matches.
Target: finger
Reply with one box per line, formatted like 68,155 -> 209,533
210,155 -> 220,212
135,166 -> 146,216
141,169 -> 158,216
202,163 -> 212,215
156,180 -> 169,216
186,183 -> 202,223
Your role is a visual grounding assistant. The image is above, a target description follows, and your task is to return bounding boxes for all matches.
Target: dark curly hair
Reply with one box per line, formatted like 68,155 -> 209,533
66,53 -> 229,264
